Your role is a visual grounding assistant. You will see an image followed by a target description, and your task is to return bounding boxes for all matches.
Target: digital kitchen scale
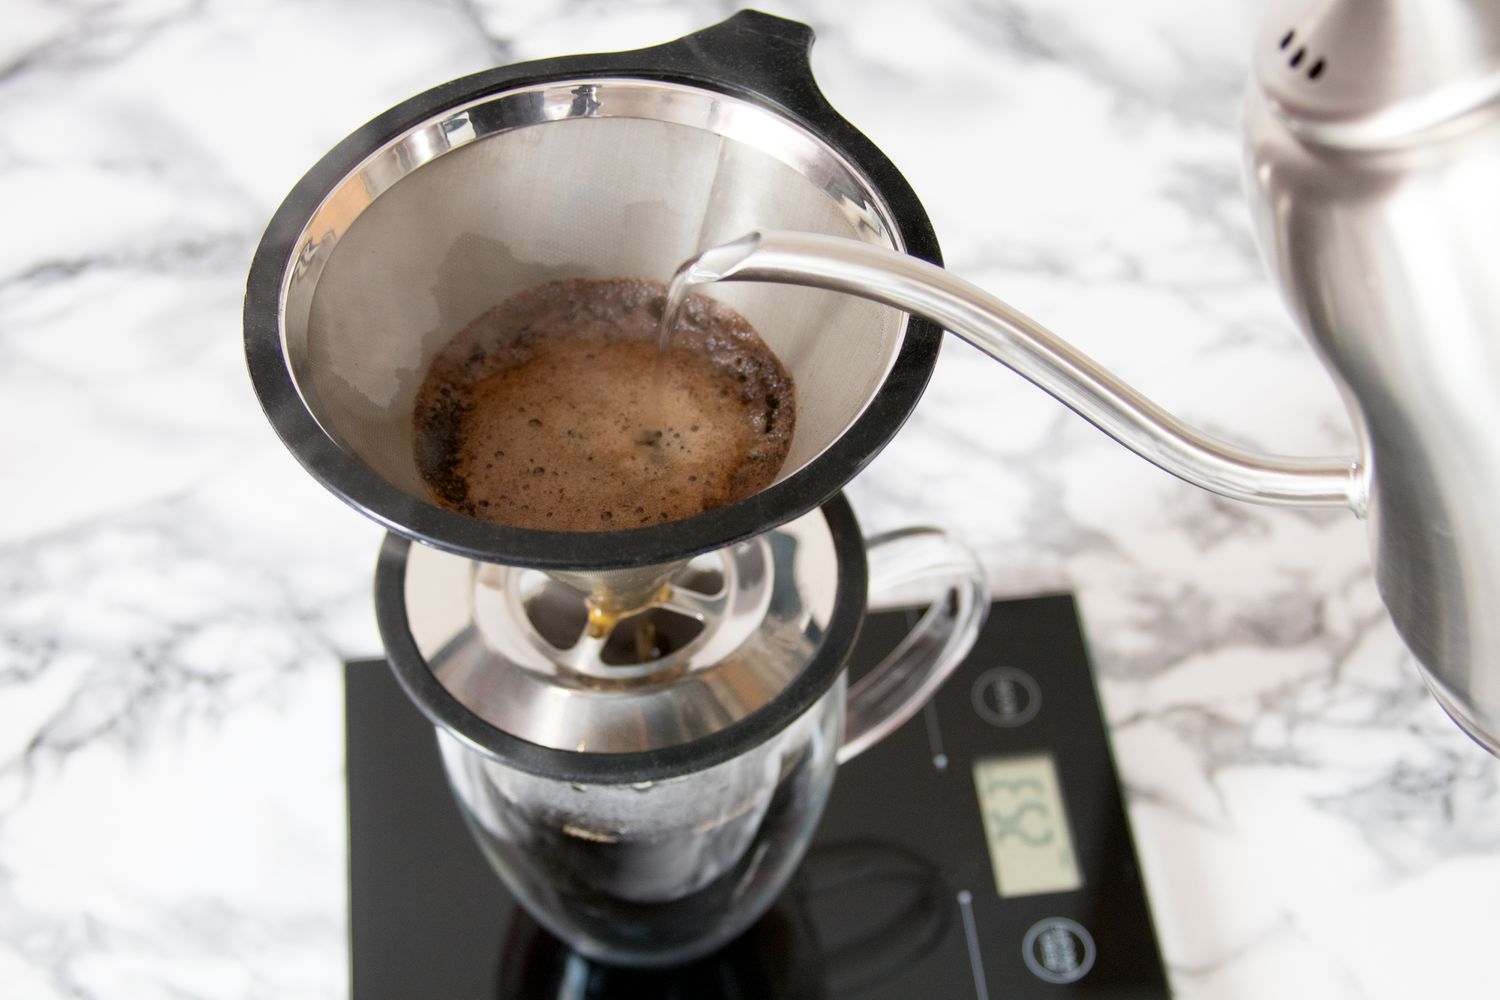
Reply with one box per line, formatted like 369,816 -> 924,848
346,594 -> 1170,998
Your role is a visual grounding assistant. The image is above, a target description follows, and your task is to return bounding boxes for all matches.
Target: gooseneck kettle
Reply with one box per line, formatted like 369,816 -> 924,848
676,0 -> 1500,753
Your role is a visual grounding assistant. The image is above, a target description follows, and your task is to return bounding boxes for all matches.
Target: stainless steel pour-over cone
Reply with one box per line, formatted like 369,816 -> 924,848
242,15 -> 991,968
242,9 -> 984,762
244,12 -> 943,606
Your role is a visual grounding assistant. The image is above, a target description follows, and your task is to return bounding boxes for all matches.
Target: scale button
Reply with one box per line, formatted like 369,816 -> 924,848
971,667 -> 1041,727
1021,917 -> 1096,984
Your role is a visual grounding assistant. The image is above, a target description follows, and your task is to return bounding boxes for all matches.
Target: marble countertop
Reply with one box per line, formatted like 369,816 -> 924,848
5,0 -> 1498,997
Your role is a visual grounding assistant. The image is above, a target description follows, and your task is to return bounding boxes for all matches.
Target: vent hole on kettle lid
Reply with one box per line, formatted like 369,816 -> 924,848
1309,58 -> 1326,80
1279,29 -> 1295,49
1289,47 -> 1306,68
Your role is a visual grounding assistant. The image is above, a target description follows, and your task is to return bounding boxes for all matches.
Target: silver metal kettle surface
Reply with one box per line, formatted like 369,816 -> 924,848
676,0 -> 1500,753
1245,0 -> 1500,751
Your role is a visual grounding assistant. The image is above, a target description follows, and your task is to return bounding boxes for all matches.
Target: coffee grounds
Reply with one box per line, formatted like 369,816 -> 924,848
412,278 -> 795,531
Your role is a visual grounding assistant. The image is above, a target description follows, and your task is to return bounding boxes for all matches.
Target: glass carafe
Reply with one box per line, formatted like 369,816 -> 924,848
380,503 -> 985,966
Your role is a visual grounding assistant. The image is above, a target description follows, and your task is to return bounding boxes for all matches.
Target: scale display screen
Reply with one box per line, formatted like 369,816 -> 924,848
972,754 -> 1082,898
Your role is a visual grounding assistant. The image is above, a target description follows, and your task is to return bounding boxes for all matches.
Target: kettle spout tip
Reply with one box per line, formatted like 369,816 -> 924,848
675,231 -> 765,286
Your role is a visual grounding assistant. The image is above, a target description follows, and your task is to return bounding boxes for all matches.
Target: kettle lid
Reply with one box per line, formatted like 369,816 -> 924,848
1254,0 -> 1500,148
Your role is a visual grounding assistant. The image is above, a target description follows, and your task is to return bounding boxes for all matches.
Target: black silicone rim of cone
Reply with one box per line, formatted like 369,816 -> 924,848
374,493 -> 869,785
243,11 -> 944,571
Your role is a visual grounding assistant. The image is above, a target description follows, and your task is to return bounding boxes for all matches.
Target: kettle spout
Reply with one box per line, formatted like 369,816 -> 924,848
675,229 -> 1368,513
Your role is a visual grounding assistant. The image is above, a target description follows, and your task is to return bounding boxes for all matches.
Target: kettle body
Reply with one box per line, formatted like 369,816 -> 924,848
1242,0 -> 1500,750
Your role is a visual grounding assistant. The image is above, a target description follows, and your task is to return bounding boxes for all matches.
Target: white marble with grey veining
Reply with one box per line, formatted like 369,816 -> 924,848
3,0 -> 1498,997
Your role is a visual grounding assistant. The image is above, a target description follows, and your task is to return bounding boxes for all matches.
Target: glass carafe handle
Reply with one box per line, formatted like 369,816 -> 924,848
839,528 -> 989,763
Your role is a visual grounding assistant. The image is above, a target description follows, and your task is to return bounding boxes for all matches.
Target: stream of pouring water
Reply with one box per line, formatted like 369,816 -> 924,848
641,277 -> 688,456
641,284 -> 685,453
654,267 -> 705,366
652,233 -> 763,402
656,233 -> 763,353
656,277 -> 688,356
647,248 -> 726,442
